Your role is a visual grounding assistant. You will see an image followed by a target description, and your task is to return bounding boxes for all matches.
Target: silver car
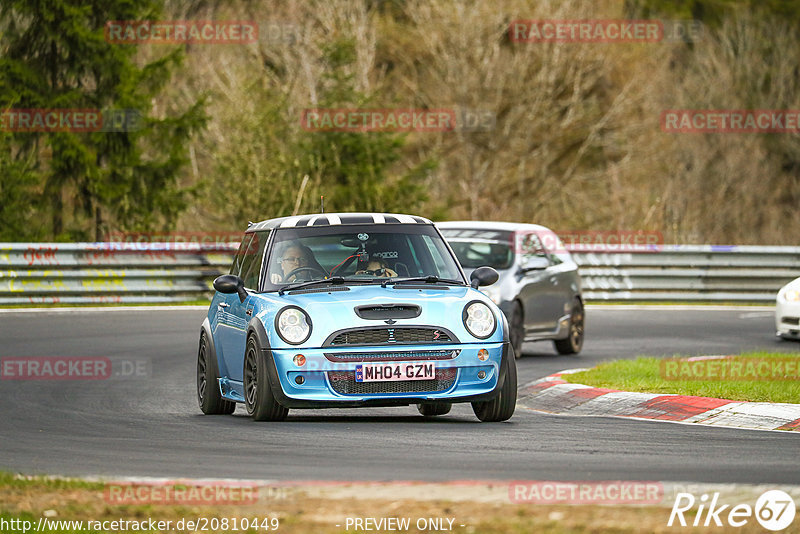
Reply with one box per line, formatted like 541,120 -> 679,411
437,222 -> 584,357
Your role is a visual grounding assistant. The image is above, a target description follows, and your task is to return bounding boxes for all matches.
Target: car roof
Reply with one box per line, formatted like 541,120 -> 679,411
436,221 -> 553,233
247,212 -> 433,232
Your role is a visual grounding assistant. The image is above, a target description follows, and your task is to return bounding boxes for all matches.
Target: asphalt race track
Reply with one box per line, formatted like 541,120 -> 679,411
1,307 -> 798,484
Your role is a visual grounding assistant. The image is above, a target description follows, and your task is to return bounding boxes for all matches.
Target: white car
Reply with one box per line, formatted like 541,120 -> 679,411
776,277 -> 800,340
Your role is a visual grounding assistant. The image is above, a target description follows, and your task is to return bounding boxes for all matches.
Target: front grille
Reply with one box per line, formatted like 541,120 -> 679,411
324,350 -> 459,362
327,327 -> 453,346
328,368 -> 457,395
782,317 -> 800,326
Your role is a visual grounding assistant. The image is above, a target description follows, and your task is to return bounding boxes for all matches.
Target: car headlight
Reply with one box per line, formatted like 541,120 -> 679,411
463,301 -> 496,339
783,289 -> 800,302
275,307 -> 312,344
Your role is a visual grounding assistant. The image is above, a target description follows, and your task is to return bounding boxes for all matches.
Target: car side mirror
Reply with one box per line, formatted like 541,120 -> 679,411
214,274 -> 248,302
521,256 -> 549,272
470,266 -> 499,289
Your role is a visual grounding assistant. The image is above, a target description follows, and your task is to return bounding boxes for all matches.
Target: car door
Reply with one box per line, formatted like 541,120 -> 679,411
516,232 -> 562,333
214,233 -> 265,382
539,233 -> 578,325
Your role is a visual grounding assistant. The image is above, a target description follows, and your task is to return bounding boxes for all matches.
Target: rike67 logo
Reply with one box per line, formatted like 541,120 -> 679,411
669,490 -> 796,531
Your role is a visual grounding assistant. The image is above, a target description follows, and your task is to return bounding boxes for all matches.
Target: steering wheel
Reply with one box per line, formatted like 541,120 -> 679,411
283,266 -> 327,282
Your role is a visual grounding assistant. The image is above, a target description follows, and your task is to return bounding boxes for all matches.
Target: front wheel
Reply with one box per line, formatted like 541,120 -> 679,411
472,350 -> 517,422
417,402 -> 452,417
197,332 -> 235,415
554,298 -> 584,355
243,336 -> 289,421
509,301 -> 524,359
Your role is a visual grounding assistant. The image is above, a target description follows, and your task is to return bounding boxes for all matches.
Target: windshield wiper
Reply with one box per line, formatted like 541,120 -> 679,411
278,276 -> 380,295
278,277 -> 346,295
380,276 -> 466,288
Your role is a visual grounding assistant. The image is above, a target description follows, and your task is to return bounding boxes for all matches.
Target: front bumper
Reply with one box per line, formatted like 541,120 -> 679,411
264,342 -> 509,408
776,299 -> 800,339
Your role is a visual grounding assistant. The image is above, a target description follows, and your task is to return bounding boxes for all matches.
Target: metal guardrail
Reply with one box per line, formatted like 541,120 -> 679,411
0,243 -> 797,304
0,243 -> 235,304
572,245 -> 800,302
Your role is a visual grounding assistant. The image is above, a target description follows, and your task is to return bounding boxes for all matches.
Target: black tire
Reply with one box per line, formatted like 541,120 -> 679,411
417,402 -> 452,417
472,349 -> 517,422
197,332 -> 235,415
509,301 -> 524,359
554,298 -> 584,355
243,336 -> 289,421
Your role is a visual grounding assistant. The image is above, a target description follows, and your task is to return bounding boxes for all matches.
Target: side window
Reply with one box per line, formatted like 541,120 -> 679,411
236,233 -> 261,286
542,233 -> 564,265
520,233 -> 546,259
240,232 -> 268,289
230,234 -> 254,277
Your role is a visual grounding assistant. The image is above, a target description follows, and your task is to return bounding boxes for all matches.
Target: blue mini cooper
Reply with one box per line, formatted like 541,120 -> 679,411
197,213 -> 517,422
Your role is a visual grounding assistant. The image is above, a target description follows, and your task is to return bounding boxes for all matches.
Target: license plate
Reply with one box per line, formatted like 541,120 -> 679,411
355,362 -> 435,382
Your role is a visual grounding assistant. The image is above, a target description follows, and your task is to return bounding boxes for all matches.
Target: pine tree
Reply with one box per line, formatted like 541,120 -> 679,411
0,0 -> 206,240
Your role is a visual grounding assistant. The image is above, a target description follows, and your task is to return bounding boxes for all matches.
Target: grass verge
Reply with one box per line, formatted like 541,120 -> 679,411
563,351 -> 800,404
0,473 -> 743,534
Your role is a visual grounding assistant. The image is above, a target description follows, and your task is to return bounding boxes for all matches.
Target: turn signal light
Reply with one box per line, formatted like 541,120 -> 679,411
477,349 -> 489,361
293,354 -> 306,366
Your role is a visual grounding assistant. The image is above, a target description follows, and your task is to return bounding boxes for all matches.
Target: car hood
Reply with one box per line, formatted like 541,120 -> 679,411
252,283 -> 504,348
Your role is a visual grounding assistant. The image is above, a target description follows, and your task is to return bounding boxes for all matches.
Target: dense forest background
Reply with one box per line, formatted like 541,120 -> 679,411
1,0 -> 799,244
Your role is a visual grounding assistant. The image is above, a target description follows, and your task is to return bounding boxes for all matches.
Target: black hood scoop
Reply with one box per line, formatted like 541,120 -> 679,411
355,304 -> 421,320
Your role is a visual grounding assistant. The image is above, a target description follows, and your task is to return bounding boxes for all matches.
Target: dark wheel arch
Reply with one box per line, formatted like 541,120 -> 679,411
243,333 -> 289,421
197,323 -> 235,415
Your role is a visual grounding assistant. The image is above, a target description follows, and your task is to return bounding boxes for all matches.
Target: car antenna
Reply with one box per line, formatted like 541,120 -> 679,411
320,195 -> 325,213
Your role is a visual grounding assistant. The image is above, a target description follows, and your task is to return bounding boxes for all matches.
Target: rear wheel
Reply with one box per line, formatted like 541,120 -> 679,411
417,402 -> 452,417
244,336 -> 289,421
472,350 -> 517,422
554,298 -> 584,355
197,332 -> 235,415
508,301 -> 524,359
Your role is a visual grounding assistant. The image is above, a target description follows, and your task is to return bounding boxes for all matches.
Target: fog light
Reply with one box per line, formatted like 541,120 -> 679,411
477,349 -> 489,361
293,354 -> 306,366
295,375 -> 305,385
478,371 -> 486,379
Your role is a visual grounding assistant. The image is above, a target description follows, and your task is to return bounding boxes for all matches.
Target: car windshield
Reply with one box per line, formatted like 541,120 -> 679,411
263,224 -> 465,291
439,229 -> 514,270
